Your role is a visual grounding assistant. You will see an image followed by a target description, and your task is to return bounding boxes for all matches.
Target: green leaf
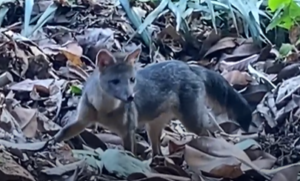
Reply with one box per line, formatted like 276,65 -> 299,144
0,0 -> 17,6
278,20 -> 294,29
235,139 -> 261,150
205,0 -> 217,32
288,1 -> 300,18
0,7 -> 9,27
279,43 -> 293,56
266,16 -> 282,31
28,2 -> 58,37
268,0 -> 290,12
226,0 -> 239,36
168,1 -> 182,31
186,2 -> 211,14
136,0 -> 168,34
23,0 -> 34,37
101,149 -> 152,178
72,149 -> 103,171
178,0 -> 187,13
119,0 -> 152,47
267,6 -> 291,31
228,0 -> 269,43
70,85 -> 82,95
182,8 -> 194,18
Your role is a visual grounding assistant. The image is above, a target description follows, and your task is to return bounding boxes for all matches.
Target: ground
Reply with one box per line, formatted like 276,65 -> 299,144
0,0 -> 299,181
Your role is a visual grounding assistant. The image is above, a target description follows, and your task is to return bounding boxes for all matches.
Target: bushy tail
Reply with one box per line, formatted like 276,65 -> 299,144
189,65 -> 252,131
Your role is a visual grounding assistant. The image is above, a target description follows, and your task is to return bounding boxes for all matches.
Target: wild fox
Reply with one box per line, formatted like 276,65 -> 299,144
52,47 -> 252,155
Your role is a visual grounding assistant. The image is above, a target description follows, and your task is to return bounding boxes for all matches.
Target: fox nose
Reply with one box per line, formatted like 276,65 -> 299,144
127,94 -> 134,102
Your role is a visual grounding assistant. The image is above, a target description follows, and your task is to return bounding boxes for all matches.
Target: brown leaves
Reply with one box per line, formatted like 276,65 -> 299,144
271,165 -> 300,181
11,106 -> 38,138
289,25 -> 300,45
0,1 -> 299,181
222,70 -> 253,88
0,151 -> 36,181
58,41 -> 84,67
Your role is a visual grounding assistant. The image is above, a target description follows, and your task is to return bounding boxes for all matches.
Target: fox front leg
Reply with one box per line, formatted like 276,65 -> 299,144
53,119 -> 91,143
123,130 -> 136,154
123,102 -> 138,154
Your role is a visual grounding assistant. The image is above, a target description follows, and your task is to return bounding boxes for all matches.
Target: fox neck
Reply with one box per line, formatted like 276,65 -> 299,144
98,86 -> 122,113
91,70 -> 122,114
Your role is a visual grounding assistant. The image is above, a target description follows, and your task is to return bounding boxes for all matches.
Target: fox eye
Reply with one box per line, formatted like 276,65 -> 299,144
110,79 -> 120,85
130,77 -> 135,83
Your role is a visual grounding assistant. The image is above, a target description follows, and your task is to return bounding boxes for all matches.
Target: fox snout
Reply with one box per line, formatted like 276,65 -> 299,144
117,89 -> 135,103
119,93 -> 134,102
126,94 -> 134,102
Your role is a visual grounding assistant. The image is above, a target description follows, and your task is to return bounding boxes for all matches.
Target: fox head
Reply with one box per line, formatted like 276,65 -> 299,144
95,46 -> 141,102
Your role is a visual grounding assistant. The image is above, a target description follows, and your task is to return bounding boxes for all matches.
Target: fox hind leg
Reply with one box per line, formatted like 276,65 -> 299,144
178,93 -> 214,136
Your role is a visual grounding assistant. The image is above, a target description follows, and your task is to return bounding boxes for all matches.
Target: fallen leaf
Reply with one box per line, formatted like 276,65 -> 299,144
42,160 -> 87,176
11,107 -> 38,138
230,41 -> 260,57
185,140 -> 243,178
219,54 -> 259,72
276,75 -> 300,106
277,63 -> 300,81
185,136 -> 271,178
8,79 -> 54,93
241,84 -> 268,104
271,165 -> 300,181
204,37 -> 237,58
60,41 -> 84,66
222,70 -> 253,87
0,151 -> 36,181
101,149 -> 152,178
289,25 -> 300,45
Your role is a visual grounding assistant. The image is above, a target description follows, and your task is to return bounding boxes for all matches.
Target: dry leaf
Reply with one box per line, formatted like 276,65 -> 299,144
12,107 -> 38,138
0,151 -> 36,181
222,70 -> 253,86
61,41 -> 84,66
289,25 -> 300,45
271,165 -> 300,181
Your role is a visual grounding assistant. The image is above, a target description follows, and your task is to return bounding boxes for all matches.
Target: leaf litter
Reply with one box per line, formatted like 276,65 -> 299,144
0,0 -> 299,181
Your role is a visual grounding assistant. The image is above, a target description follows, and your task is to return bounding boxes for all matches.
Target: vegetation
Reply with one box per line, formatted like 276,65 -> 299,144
0,0 -> 299,180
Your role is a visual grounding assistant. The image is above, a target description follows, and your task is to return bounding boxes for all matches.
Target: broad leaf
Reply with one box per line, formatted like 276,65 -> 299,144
23,0 -> 34,37
28,2 -> 58,37
268,0 -> 290,12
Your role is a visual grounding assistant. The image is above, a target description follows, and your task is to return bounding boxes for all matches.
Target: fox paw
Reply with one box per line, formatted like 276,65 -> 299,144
40,137 -> 58,151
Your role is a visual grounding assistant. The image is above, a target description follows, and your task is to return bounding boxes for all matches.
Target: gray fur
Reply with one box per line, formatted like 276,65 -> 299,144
53,49 -> 251,155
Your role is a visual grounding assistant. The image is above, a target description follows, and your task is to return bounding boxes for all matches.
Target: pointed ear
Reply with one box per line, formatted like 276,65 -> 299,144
124,46 -> 142,65
96,49 -> 116,70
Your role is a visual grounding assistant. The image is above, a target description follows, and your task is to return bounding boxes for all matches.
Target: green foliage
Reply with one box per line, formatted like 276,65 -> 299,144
225,0 -> 269,43
279,43 -> 293,56
119,0 -> 152,47
28,2 -> 58,37
267,0 -> 300,31
127,0 -> 271,45
23,0 -> 34,37
0,7 -> 9,27
70,85 -> 82,95
72,148 -> 152,178
0,0 -> 16,27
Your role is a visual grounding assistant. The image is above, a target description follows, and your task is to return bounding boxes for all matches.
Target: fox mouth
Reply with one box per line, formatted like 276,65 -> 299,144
114,95 -> 131,103
116,95 -> 134,103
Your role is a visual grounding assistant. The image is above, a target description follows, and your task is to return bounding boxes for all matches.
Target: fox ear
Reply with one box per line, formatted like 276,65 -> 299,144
96,49 -> 116,70
124,46 -> 142,65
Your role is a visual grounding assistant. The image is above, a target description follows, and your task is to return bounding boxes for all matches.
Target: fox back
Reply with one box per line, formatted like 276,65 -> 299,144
132,60 -> 252,155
